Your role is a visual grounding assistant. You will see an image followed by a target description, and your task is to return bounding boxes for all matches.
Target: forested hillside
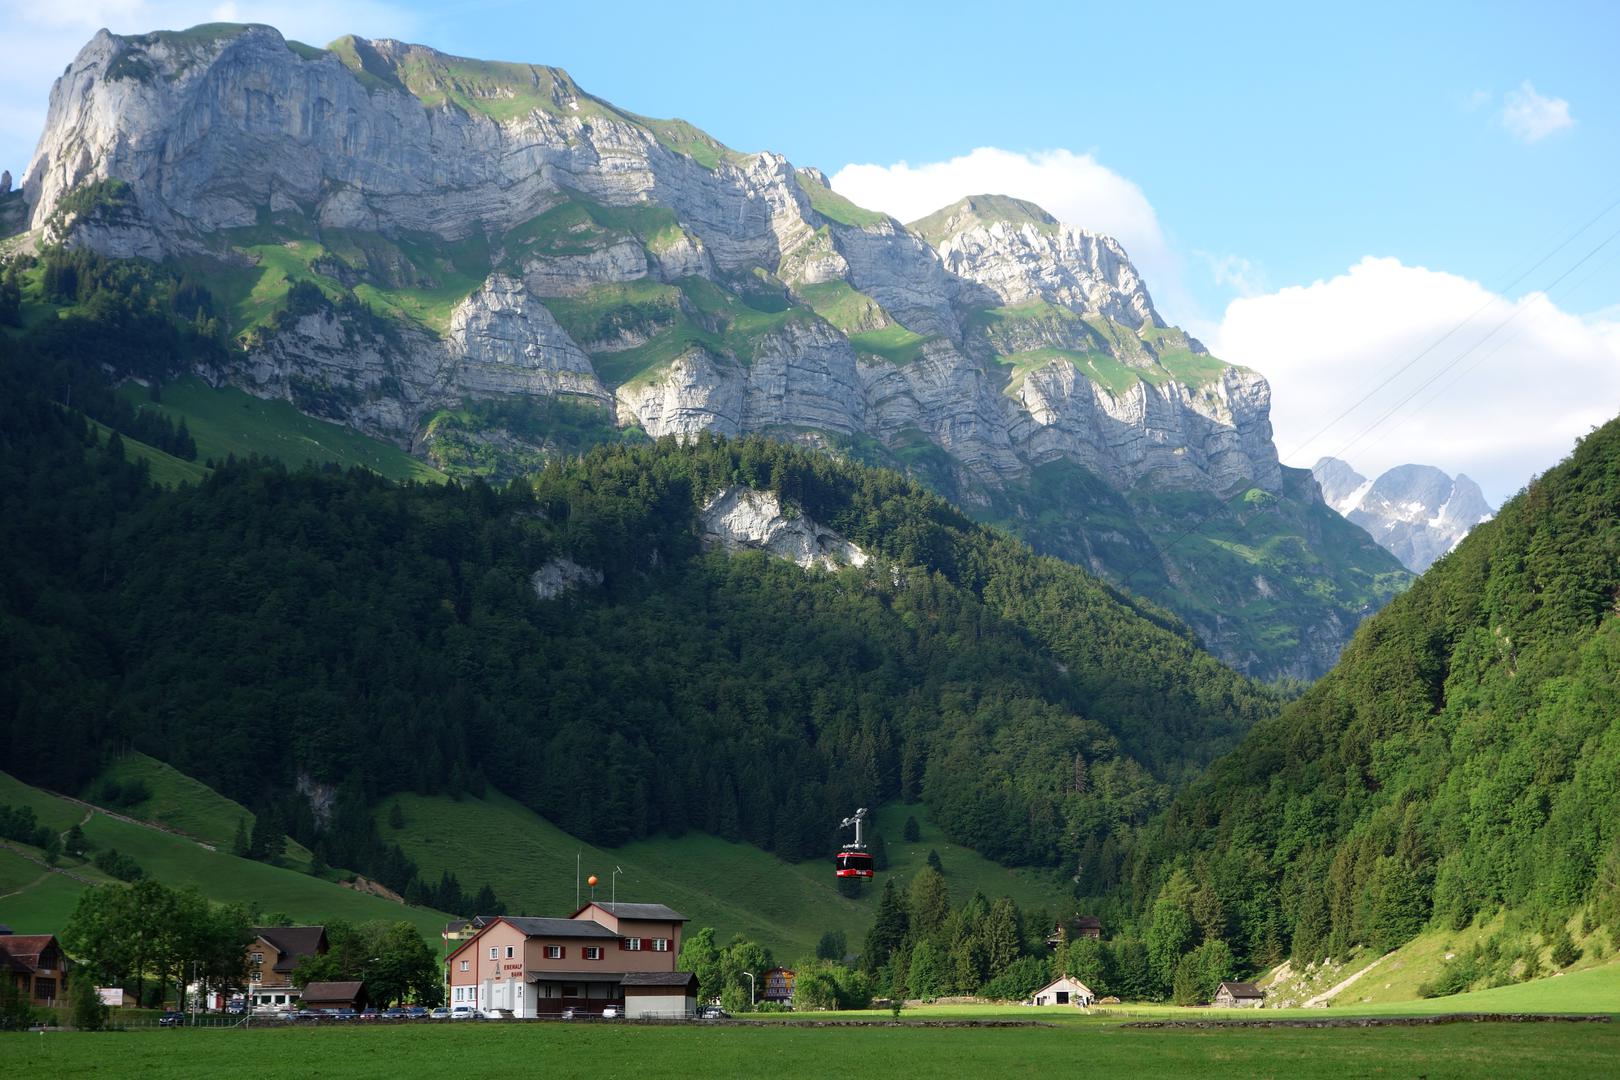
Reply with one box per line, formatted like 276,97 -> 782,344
1108,416 -> 1620,990
0,280 -> 1275,894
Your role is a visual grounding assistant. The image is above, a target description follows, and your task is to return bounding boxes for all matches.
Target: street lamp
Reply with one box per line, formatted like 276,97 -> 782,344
744,972 -> 755,1008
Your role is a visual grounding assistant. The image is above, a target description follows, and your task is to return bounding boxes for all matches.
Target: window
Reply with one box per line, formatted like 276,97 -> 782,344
653,938 -> 669,952
622,937 -> 641,951
584,947 -> 603,961
505,946 -> 515,959
490,947 -> 498,960
454,988 -> 462,1002
459,960 -> 469,972
251,952 -> 263,964
545,945 -> 563,960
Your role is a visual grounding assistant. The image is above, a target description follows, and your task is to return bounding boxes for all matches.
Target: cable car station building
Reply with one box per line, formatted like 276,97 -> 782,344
445,902 -> 692,1018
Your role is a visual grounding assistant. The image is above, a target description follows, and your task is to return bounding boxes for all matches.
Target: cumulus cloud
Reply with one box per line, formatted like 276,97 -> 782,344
830,147 -> 1189,319
0,0 -> 417,175
1499,80 -> 1575,142
1209,257 -> 1620,503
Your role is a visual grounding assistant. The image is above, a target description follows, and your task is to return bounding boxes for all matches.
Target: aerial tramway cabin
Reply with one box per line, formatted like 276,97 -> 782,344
444,902 -> 690,1018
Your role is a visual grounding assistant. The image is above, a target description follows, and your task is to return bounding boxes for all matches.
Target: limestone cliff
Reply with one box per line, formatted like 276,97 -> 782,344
15,22 -> 1407,677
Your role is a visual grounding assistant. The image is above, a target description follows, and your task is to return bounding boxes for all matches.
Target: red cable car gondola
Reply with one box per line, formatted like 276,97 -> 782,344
834,807 -> 874,879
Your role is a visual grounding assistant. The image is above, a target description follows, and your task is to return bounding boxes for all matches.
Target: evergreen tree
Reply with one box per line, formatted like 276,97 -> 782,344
231,818 -> 249,859
864,880 -> 910,973
909,867 -> 951,941
907,940 -> 947,999
981,897 -> 1022,980
903,816 -> 920,842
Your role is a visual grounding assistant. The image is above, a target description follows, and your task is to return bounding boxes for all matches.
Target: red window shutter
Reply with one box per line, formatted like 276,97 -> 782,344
642,938 -> 652,950
559,946 -> 566,959
619,939 -> 628,951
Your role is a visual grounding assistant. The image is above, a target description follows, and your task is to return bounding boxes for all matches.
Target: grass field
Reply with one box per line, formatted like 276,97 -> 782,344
120,377 -> 446,483
4,1017 -> 1618,1079
0,770 -> 449,942
378,794 -> 1075,962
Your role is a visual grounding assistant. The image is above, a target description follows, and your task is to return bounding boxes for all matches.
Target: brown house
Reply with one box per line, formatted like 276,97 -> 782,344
246,926 -> 328,1009
1214,981 -> 1265,1008
300,981 -> 367,1011
0,933 -> 69,1007
446,902 -> 689,1018
762,967 -> 795,1003
1074,916 -> 1102,939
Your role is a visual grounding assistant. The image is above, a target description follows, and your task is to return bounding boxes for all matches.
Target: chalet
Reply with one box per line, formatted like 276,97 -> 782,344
1074,916 -> 1102,939
1030,974 -> 1093,1007
301,981 -> 367,1012
762,967 -> 795,1004
246,926 -> 328,1009
0,933 -> 69,1007
1214,981 -> 1265,1008
445,902 -> 690,1019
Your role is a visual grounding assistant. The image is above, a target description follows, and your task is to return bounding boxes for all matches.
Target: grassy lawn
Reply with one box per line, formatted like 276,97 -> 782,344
120,377 -> 445,483
4,1018 -> 1619,1079
87,418 -> 210,488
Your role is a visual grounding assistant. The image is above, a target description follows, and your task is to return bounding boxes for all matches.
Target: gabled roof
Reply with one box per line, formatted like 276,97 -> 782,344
504,917 -> 617,939
0,935 -> 58,972
301,981 -> 365,1000
1218,981 -> 1264,998
571,902 -> 689,922
254,926 -> 327,972
1031,974 -> 1093,997
1075,916 -> 1103,929
620,971 -> 698,988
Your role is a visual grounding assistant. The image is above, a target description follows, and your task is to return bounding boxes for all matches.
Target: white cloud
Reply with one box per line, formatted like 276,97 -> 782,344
830,147 -> 1191,321
1209,257 -> 1620,503
1197,251 -> 1265,298
0,0 -> 417,177
1499,80 -> 1574,143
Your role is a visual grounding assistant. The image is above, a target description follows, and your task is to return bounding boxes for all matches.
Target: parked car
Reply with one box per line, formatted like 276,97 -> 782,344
357,1008 -> 381,1022
429,1006 -> 452,1020
699,1006 -> 730,1020
381,1008 -> 406,1020
450,1005 -> 477,1020
292,1009 -> 322,1022
405,1006 -> 430,1020
331,1009 -> 359,1022
560,1007 -> 578,1020
601,1006 -> 621,1019
224,1001 -> 247,1015
158,1012 -> 185,1027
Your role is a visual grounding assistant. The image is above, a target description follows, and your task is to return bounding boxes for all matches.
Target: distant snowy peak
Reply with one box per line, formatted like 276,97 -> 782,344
1312,458 -> 1494,573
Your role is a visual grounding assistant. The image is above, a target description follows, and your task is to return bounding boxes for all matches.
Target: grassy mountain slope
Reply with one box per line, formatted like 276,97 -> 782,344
0,771 -> 448,939
1110,414 -> 1620,987
377,793 -> 1072,960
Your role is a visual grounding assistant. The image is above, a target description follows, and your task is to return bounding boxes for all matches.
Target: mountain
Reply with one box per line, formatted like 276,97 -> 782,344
1107,417 -> 1620,993
1313,457 -> 1494,572
0,312 -> 1276,903
1,23 -> 1411,679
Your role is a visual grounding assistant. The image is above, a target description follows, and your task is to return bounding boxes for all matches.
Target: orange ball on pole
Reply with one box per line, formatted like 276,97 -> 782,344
587,875 -> 598,887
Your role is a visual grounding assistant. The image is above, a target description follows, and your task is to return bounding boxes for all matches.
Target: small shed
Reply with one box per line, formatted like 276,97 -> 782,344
1214,981 -> 1264,1008
300,981 -> 367,1011
621,970 -> 698,1018
1030,974 -> 1093,1007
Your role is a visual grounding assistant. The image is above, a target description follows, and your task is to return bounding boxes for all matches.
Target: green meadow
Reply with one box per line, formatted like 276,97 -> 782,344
3,1015 -> 1618,1080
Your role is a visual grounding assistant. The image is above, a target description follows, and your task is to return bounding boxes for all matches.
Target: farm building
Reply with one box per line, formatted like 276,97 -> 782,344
246,926 -> 327,1009
0,932 -> 69,1007
445,901 -> 692,1018
1030,974 -> 1094,1007
1214,981 -> 1265,1007
301,980 -> 367,1011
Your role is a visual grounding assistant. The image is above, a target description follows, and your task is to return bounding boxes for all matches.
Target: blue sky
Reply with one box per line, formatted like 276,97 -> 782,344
1,0 -> 1616,499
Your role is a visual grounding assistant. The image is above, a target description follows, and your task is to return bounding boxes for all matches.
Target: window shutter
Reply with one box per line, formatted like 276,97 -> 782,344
642,938 -> 652,950
559,946 -> 566,959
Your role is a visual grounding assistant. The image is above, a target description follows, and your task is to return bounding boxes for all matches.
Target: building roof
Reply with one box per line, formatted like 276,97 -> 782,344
525,970 -> 634,982
1075,916 -> 1103,929
620,971 -> 699,988
301,981 -> 365,1001
1218,981 -> 1264,998
254,926 -> 327,972
572,902 -> 689,923
504,917 -> 618,939
0,924 -> 11,934
1031,974 -> 1093,997
0,935 -> 57,972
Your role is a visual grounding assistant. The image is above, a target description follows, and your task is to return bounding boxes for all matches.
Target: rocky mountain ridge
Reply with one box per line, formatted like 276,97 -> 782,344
1312,457 -> 1494,572
8,22 -> 1408,677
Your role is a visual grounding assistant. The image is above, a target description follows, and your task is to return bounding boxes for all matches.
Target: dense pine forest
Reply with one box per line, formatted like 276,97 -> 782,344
0,252 -> 1276,899
1102,415 -> 1620,988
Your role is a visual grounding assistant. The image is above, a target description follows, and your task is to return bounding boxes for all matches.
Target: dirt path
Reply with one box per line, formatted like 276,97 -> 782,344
0,838 -> 102,886
47,791 -> 217,852
1302,955 -> 1383,1008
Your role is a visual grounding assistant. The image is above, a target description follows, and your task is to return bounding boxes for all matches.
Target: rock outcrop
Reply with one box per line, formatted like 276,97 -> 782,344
700,485 -> 868,571
1313,457 -> 1494,572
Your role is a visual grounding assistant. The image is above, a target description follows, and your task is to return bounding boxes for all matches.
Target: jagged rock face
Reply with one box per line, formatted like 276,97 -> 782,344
700,485 -> 868,571
531,556 -> 603,599
1312,458 -> 1494,572
20,22 -> 1402,677
936,219 -> 1162,330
